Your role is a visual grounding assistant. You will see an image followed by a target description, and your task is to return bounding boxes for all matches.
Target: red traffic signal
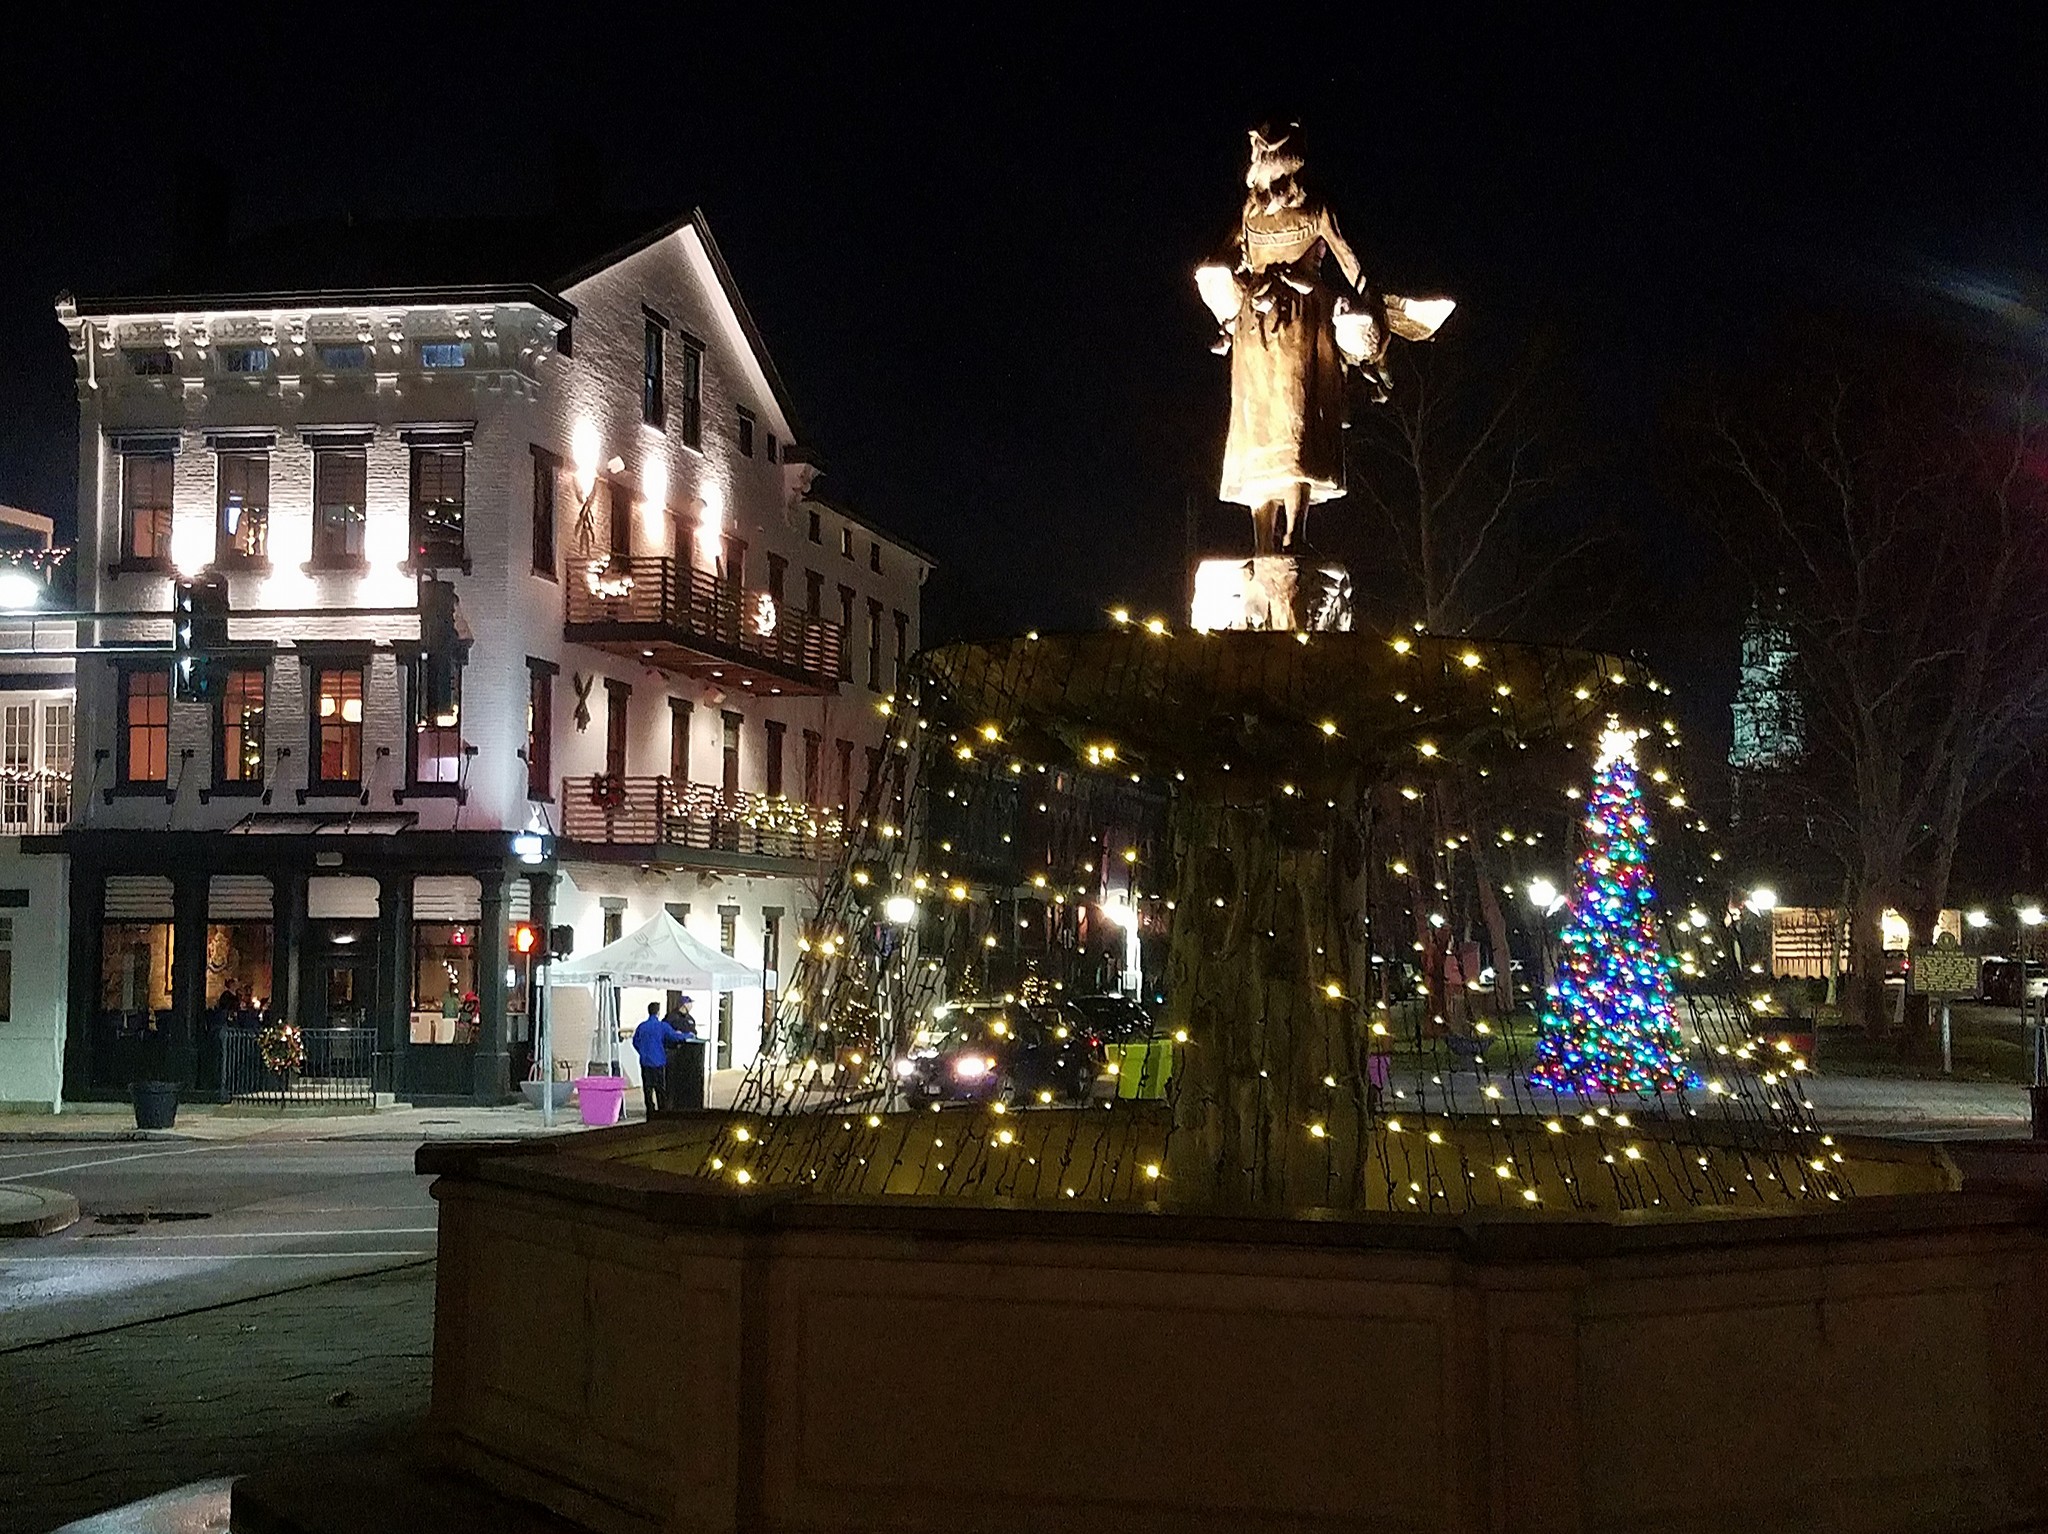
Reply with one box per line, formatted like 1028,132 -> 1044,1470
511,923 -> 538,955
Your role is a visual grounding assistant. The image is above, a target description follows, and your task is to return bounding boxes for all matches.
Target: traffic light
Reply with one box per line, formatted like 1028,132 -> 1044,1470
173,575 -> 229,703
510,923 -> 538,956
418,577 -> 465,724
548,924 -> 576,959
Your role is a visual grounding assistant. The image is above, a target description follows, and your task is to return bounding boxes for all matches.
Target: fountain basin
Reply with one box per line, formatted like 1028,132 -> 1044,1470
419,1128 -> 2048,1534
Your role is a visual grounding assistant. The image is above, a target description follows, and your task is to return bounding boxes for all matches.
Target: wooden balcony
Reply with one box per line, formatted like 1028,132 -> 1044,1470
563,557 -> 844,695
559,775 -> 843,871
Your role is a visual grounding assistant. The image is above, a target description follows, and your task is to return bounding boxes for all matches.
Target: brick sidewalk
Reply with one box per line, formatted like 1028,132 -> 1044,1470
0,1262 -> 434,1533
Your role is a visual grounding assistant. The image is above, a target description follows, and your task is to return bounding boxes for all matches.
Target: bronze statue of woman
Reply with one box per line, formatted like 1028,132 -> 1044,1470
1198,125 -> 1452,556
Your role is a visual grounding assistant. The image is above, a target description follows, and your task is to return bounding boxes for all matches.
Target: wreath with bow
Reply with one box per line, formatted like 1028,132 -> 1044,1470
588,773 -> 627,812
260,1021 -> 306,1076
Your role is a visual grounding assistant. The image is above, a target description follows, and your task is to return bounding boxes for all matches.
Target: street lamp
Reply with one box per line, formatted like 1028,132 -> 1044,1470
1526,877 -> 1563,915
883,895 -> 916,926
0,570 -> 43,611
1745,886 -> 1778,915
1966,909 -> 1991,930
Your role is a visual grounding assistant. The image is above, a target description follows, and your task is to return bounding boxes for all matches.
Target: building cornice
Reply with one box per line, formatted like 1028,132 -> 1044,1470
64,283 -> 576,325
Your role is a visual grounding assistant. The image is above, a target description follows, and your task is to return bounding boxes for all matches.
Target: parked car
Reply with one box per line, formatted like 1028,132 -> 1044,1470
1062,994 -> 1173,1100
892,1001 -> 1104,1106
1062,994 -> 1156,1046
1978,957 -> 2048,1007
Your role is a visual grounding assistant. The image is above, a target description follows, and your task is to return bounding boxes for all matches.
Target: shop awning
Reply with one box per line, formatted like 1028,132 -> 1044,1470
550,911 -> 755,990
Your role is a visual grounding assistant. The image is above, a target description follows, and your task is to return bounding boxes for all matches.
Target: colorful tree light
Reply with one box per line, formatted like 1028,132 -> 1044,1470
1529,726 -> 1694,1095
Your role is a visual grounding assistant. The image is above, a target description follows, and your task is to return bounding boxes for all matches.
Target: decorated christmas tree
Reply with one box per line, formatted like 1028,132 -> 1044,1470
1529,725 -> 1693,1095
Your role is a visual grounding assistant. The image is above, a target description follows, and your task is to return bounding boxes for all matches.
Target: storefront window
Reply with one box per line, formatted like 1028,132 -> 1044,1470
411,922 -> 478,1045
101,920 -> 173,1026
204,922 -> 273,1020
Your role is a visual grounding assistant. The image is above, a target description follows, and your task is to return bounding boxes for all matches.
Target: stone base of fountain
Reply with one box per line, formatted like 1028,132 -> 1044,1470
416,1129 -> 2048,1534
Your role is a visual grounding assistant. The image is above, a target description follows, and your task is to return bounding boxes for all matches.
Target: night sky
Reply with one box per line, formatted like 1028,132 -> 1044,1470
4,11 -> 2044,760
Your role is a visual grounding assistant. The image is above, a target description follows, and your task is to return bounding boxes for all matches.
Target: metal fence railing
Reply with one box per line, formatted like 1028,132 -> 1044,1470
218,1026 -> 381,1107
560,775 -> 844,863
563,555 -> 844,685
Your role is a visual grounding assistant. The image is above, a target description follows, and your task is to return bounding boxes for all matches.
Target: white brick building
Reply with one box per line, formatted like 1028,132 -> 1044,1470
0,506 -> 74,1110
53,210 -> 928,1105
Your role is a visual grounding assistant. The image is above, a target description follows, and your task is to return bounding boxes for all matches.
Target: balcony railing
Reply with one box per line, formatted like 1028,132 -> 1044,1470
0,770 -> 69,836
560,776 -> 844,863
563,556 -> 843,686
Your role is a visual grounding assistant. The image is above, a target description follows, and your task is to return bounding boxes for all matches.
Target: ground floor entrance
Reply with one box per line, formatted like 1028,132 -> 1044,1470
51,829 -> 551,1108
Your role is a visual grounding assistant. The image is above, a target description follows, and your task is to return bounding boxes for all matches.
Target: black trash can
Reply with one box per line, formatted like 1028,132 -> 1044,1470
666,1039 -> 707,1112
132,1080 -> 180,1131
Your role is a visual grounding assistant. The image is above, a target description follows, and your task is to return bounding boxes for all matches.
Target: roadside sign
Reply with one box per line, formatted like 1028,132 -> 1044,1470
1908,947 -> 1982,997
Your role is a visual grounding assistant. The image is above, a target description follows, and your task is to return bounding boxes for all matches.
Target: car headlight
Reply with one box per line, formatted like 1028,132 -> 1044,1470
952,1054 -> 991,1082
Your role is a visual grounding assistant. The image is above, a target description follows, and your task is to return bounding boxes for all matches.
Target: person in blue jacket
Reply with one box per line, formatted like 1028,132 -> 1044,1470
632,1002 -> 686,1116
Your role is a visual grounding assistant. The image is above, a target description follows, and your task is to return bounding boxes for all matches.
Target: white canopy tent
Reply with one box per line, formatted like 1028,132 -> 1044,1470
549,912 -> 757,1075
553,912 -> 757,992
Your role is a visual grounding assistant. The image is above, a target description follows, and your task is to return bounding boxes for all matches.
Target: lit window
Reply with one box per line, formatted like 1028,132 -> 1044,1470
412,666 -> 462,786
410,447 -> 466,567
312,448 -> 367,567
220,346 -> 271,374
121,453 -> 174,565
314,667 -> 365,786
418,342 -> 468,369
315,343 -> 369,370
216,451 -> 269,563
218,667 -> 267,784
121,670 -> 170,784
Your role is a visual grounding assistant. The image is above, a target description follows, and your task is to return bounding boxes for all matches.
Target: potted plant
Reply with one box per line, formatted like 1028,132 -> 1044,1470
131,1016 -> 179,1130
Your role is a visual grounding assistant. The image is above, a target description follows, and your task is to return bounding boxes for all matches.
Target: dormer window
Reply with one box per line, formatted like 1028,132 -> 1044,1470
126,350 -> 175,377
315,343 -> 369,371
220,346 -> 271,375
419,342 -> 468,369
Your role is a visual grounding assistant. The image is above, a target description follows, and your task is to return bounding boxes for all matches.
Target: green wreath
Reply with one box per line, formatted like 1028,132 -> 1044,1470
260,1021 -> 305,1075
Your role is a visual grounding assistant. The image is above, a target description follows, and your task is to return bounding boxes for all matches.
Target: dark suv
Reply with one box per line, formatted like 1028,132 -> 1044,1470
1062,994 -> 1155,1046
892,1001 -> 1104,1106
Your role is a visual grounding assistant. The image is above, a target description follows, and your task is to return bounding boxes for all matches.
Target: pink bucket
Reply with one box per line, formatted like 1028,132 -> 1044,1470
572,1075 -> 627,1127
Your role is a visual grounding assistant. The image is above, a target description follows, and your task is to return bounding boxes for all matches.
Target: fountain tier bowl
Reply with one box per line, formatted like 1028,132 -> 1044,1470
417,1121 -> 2047,1534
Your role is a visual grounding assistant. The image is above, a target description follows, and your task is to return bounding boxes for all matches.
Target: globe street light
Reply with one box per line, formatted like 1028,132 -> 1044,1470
1745,886 -> 1778,915
883,895 -> 917,926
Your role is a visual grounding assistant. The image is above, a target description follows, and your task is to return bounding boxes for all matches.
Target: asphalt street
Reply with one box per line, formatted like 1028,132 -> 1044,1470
0,1137 -> 435,1350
